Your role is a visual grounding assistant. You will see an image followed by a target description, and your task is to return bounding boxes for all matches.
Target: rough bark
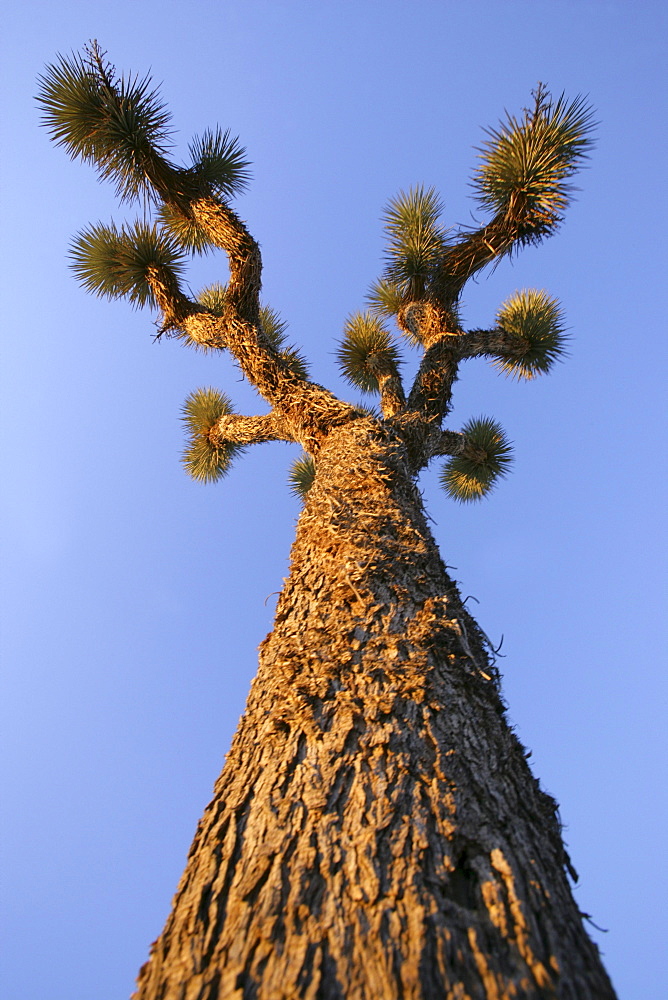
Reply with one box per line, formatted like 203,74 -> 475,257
133,417 -> 616,1000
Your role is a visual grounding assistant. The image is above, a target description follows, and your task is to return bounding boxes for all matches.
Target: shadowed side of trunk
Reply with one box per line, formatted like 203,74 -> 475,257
133,418 -> 616,1000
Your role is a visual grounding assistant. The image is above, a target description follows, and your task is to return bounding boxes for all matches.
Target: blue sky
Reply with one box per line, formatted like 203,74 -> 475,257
1,2 -> 666,998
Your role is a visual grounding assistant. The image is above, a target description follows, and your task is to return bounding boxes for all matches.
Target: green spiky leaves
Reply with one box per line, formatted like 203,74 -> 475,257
38,44 -> 250,212
37,42 -> 174,202
157,130 -> 250,253
381,186 -> 449,300
157,202 -> 214,255
289,454 -> 316,500
337,313 -> 401,394
495,289 -> 567,379
182,388 -> 243,483
70,221 -> 186,307
441,417 -> 513,502
366,278 -> 405,319
473,86 -> 595,233
197,282 -> 228,316
188,127 -> 250,199
258,306 -> 309,379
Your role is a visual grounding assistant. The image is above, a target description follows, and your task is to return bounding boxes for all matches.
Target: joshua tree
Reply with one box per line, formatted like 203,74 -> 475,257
38,43 -> 617,1000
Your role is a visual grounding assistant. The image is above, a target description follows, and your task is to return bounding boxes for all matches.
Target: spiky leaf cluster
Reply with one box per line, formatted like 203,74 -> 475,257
41,53 -> 587,503
197,282 -> 228,315
157,202 -> 214,255
494,289 -> 567,379
289,454 -> 316,500
157,130 -> 250,253
181,388 -> 243,483
337,313 -> 401,394
170,283 -> 227,353
381,186 -> 449,299
37,43 -> 174,202
473,86 -> 595,233
366,278 -> 405,319
70,221 -> 186,307
259,306 -> 309,379
188,127 -> 250,199
441,417 -> 513,502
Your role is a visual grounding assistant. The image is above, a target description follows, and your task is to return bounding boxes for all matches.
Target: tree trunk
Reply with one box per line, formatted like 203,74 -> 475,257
133,418 -> 616,1000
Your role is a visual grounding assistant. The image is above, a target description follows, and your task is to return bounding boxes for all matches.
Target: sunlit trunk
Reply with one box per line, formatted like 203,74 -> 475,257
134,418 -> 616,1000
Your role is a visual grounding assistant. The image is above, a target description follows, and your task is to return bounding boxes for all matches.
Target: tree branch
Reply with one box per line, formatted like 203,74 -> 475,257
452,327 -> 521,360
377,372 -> 406,419
361,351 -> 406,418
431,429 -> 467,457
422,426 -> 498,469
209,412 -> 295,448
396,300 -> 455,346
403,324 -> 526,427
433,207 -> 552,306
188,198 -> 262,320
149,194 -> 361,448
406,337 -> 460,423
146,260 -> 356,452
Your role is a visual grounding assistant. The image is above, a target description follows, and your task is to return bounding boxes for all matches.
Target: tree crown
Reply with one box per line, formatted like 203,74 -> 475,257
38,43 -> 595,501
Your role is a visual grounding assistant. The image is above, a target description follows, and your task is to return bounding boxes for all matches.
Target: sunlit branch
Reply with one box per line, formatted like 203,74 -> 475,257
146,265 -> 355,450
377,372 -> 406,418
396,299 -> 454,346
209,412 -> 296,448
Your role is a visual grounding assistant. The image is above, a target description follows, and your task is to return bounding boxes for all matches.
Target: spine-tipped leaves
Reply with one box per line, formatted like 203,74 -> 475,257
381,186 -> 449,299
157,130 -> 251,251
366,278 -> 405,319
259,306 -> 309,379
440,417 -> 513,502
495,289 -> 568,379
197,282 -> 229,316
277,347 -> 310,380
337,313 -> 401,394
182,388 -> 243,483
70,221 -> 186,307
384,184 -> 444,236
38,43 -> 174,202
157,202 -> 215,255
289,454 -> 316,500
473,86 -> 595,232
188,127 -> 250,199
259,305 -> 289,348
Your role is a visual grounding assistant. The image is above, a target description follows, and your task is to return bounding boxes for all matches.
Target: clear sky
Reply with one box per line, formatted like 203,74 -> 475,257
1,2 -> 666,998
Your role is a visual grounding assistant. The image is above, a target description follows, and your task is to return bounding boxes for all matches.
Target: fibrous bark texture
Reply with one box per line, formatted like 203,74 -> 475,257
134,419 -> 616,1000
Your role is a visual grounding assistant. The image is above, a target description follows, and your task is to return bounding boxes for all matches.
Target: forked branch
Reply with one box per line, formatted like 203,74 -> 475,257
145,263 -> 355,448
38,48 -> 589,484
